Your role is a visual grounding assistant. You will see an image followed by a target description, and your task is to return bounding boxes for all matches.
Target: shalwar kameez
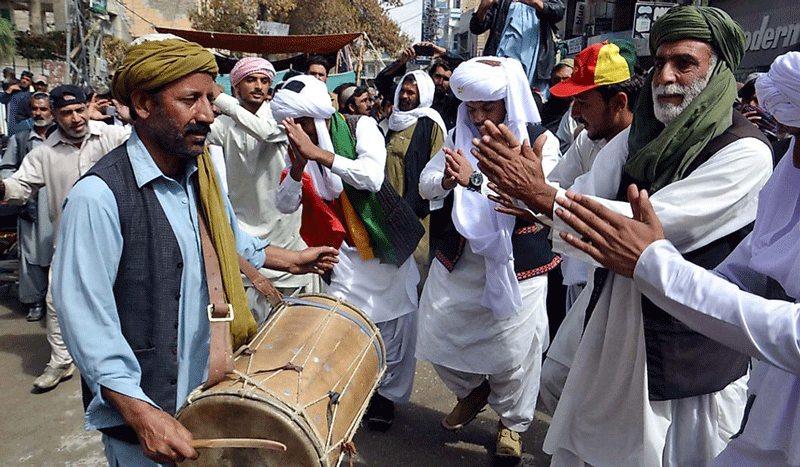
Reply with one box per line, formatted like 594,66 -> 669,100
417,57 -> 560,436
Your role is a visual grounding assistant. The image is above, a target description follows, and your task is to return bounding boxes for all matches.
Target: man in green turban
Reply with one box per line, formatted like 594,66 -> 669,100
472,6 -> 774,467
52,34 -> 338,466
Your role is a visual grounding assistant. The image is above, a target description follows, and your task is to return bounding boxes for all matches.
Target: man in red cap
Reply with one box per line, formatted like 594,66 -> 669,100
539,40 -> 644,411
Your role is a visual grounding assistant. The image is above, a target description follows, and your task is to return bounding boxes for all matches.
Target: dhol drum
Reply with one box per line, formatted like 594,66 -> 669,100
177,293 -> 386,467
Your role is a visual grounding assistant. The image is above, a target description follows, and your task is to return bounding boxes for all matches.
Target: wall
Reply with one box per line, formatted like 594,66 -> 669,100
125,0 -> 194,38
710,0 -> 800,78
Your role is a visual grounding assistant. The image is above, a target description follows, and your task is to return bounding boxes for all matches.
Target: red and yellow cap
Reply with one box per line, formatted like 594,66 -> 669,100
550,40 -> 636,98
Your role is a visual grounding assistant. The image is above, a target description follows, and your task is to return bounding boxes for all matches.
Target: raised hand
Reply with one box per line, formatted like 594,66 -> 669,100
472,121 -> 554,215
554,184 -> 666,278
282,118 -> 314,159
442,147 -> 473,190
400,47 -> 416,64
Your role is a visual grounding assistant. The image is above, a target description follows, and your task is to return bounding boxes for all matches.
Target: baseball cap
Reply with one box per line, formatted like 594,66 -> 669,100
50,84 -> 87,109
550,40 -> 637,98
33,74 -> 47,85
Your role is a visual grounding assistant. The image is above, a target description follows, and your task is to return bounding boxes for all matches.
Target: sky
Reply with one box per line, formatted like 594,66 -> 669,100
386,0 -> 423,44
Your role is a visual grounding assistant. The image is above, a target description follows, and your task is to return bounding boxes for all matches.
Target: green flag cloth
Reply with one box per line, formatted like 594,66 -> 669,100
329,112 -> 397,264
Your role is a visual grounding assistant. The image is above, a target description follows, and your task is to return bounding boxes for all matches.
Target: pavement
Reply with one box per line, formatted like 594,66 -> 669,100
0,287 -> 553,467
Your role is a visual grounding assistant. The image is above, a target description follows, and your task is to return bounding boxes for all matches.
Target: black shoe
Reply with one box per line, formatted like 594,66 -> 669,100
26,302 -> 44,321
365,393 -> 394,432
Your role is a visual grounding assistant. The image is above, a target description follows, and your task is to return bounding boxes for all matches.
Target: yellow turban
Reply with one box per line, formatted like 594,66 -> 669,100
112,37 -> 218,107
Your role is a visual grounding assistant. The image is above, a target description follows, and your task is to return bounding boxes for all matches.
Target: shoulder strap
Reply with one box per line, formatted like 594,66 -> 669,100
238,255 -> 282,308
197,209 -> 234,389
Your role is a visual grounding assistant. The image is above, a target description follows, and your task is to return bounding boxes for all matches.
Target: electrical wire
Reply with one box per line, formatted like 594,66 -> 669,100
116,0 -> 158,28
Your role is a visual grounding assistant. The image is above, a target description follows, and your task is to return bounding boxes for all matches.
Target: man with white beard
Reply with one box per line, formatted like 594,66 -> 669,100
550,49 -> 800,467
474,6 -> 773,466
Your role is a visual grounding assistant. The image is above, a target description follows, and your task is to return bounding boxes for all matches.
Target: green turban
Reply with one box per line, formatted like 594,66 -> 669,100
625,6 -> 746,194
112,37 -> 218,107
650,6 -> 746,71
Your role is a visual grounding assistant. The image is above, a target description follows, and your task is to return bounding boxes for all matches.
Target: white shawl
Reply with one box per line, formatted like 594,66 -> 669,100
449,57 -> 542,319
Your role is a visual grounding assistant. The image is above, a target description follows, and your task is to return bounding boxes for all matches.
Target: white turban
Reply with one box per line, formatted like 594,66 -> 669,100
447,56 -> 541,320
388,70 -> 446,133
756,51 -> 800,128
272,75 -> 342,200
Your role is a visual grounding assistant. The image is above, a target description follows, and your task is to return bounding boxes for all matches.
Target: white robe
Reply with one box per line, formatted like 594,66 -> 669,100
208,94 -> 310,290
275,116 -> 419,324
636,239 -> 800,467
416,129 -> 559,374
543,132 -> 773,467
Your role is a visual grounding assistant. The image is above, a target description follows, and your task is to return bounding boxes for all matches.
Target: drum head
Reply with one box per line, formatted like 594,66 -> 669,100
177,393 -> 326,467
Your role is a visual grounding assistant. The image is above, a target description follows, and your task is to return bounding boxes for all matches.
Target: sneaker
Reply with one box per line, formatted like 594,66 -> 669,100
26,302 -> 44,321
33,363 -> 75,391
365,393 -> 394,432
495,421 -> 522,463
441,379 -> 490,431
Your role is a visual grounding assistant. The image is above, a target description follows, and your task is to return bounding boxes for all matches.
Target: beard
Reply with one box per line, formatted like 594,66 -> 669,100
652,54 -> 717,125
156,121 -> 212,161
60,122 -> 89,139
33,116 -> 52,128
398,99 -> 416,112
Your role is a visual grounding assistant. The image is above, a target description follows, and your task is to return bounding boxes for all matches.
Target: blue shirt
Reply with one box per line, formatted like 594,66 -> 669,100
53,130 -> 268,431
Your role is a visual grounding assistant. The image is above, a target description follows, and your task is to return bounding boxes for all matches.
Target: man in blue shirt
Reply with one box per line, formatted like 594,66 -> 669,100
52,35 -> 338,466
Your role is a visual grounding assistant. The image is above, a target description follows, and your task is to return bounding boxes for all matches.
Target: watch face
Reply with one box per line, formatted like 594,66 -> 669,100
470,171 -> 483,188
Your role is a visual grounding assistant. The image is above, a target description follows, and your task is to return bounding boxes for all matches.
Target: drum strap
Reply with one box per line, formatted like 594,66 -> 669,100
237,255 -> 283,308
197,209 -> 235,389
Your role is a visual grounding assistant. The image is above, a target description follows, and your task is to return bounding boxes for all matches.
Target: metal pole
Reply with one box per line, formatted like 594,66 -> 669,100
355,34 -> 364,85
65,0 -> 71,83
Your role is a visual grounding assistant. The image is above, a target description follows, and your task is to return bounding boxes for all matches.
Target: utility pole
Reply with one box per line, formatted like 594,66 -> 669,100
66,0 -> 108,86
422,0 -> 439,42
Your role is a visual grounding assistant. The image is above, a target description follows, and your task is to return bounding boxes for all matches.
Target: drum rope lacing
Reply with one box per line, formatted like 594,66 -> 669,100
216,297 -> 386,465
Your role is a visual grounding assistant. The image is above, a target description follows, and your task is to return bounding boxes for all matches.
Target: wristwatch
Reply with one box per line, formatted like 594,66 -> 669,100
467,171 -> 483,192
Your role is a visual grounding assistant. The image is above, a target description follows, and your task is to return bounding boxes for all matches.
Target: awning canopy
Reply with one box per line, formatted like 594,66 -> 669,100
155,27 -> 362,55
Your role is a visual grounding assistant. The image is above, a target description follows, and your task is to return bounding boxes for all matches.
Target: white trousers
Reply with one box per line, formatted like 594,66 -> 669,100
432,321 -> 546,433
45,268 -> 72,367
376,311 -> 418,403
548,373 -> 748,467
540,357 -> 569,414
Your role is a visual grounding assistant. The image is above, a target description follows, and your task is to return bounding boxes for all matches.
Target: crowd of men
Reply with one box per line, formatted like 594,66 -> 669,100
5,4 -> 800,467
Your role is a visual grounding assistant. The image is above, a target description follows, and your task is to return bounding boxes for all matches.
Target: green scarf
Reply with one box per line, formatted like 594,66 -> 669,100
329,112 -> 397,264
196,149 -> 256,349
625,6 -> 746,193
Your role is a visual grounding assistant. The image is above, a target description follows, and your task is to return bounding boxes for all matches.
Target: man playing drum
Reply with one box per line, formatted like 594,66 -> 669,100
52,34 -> 338,466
